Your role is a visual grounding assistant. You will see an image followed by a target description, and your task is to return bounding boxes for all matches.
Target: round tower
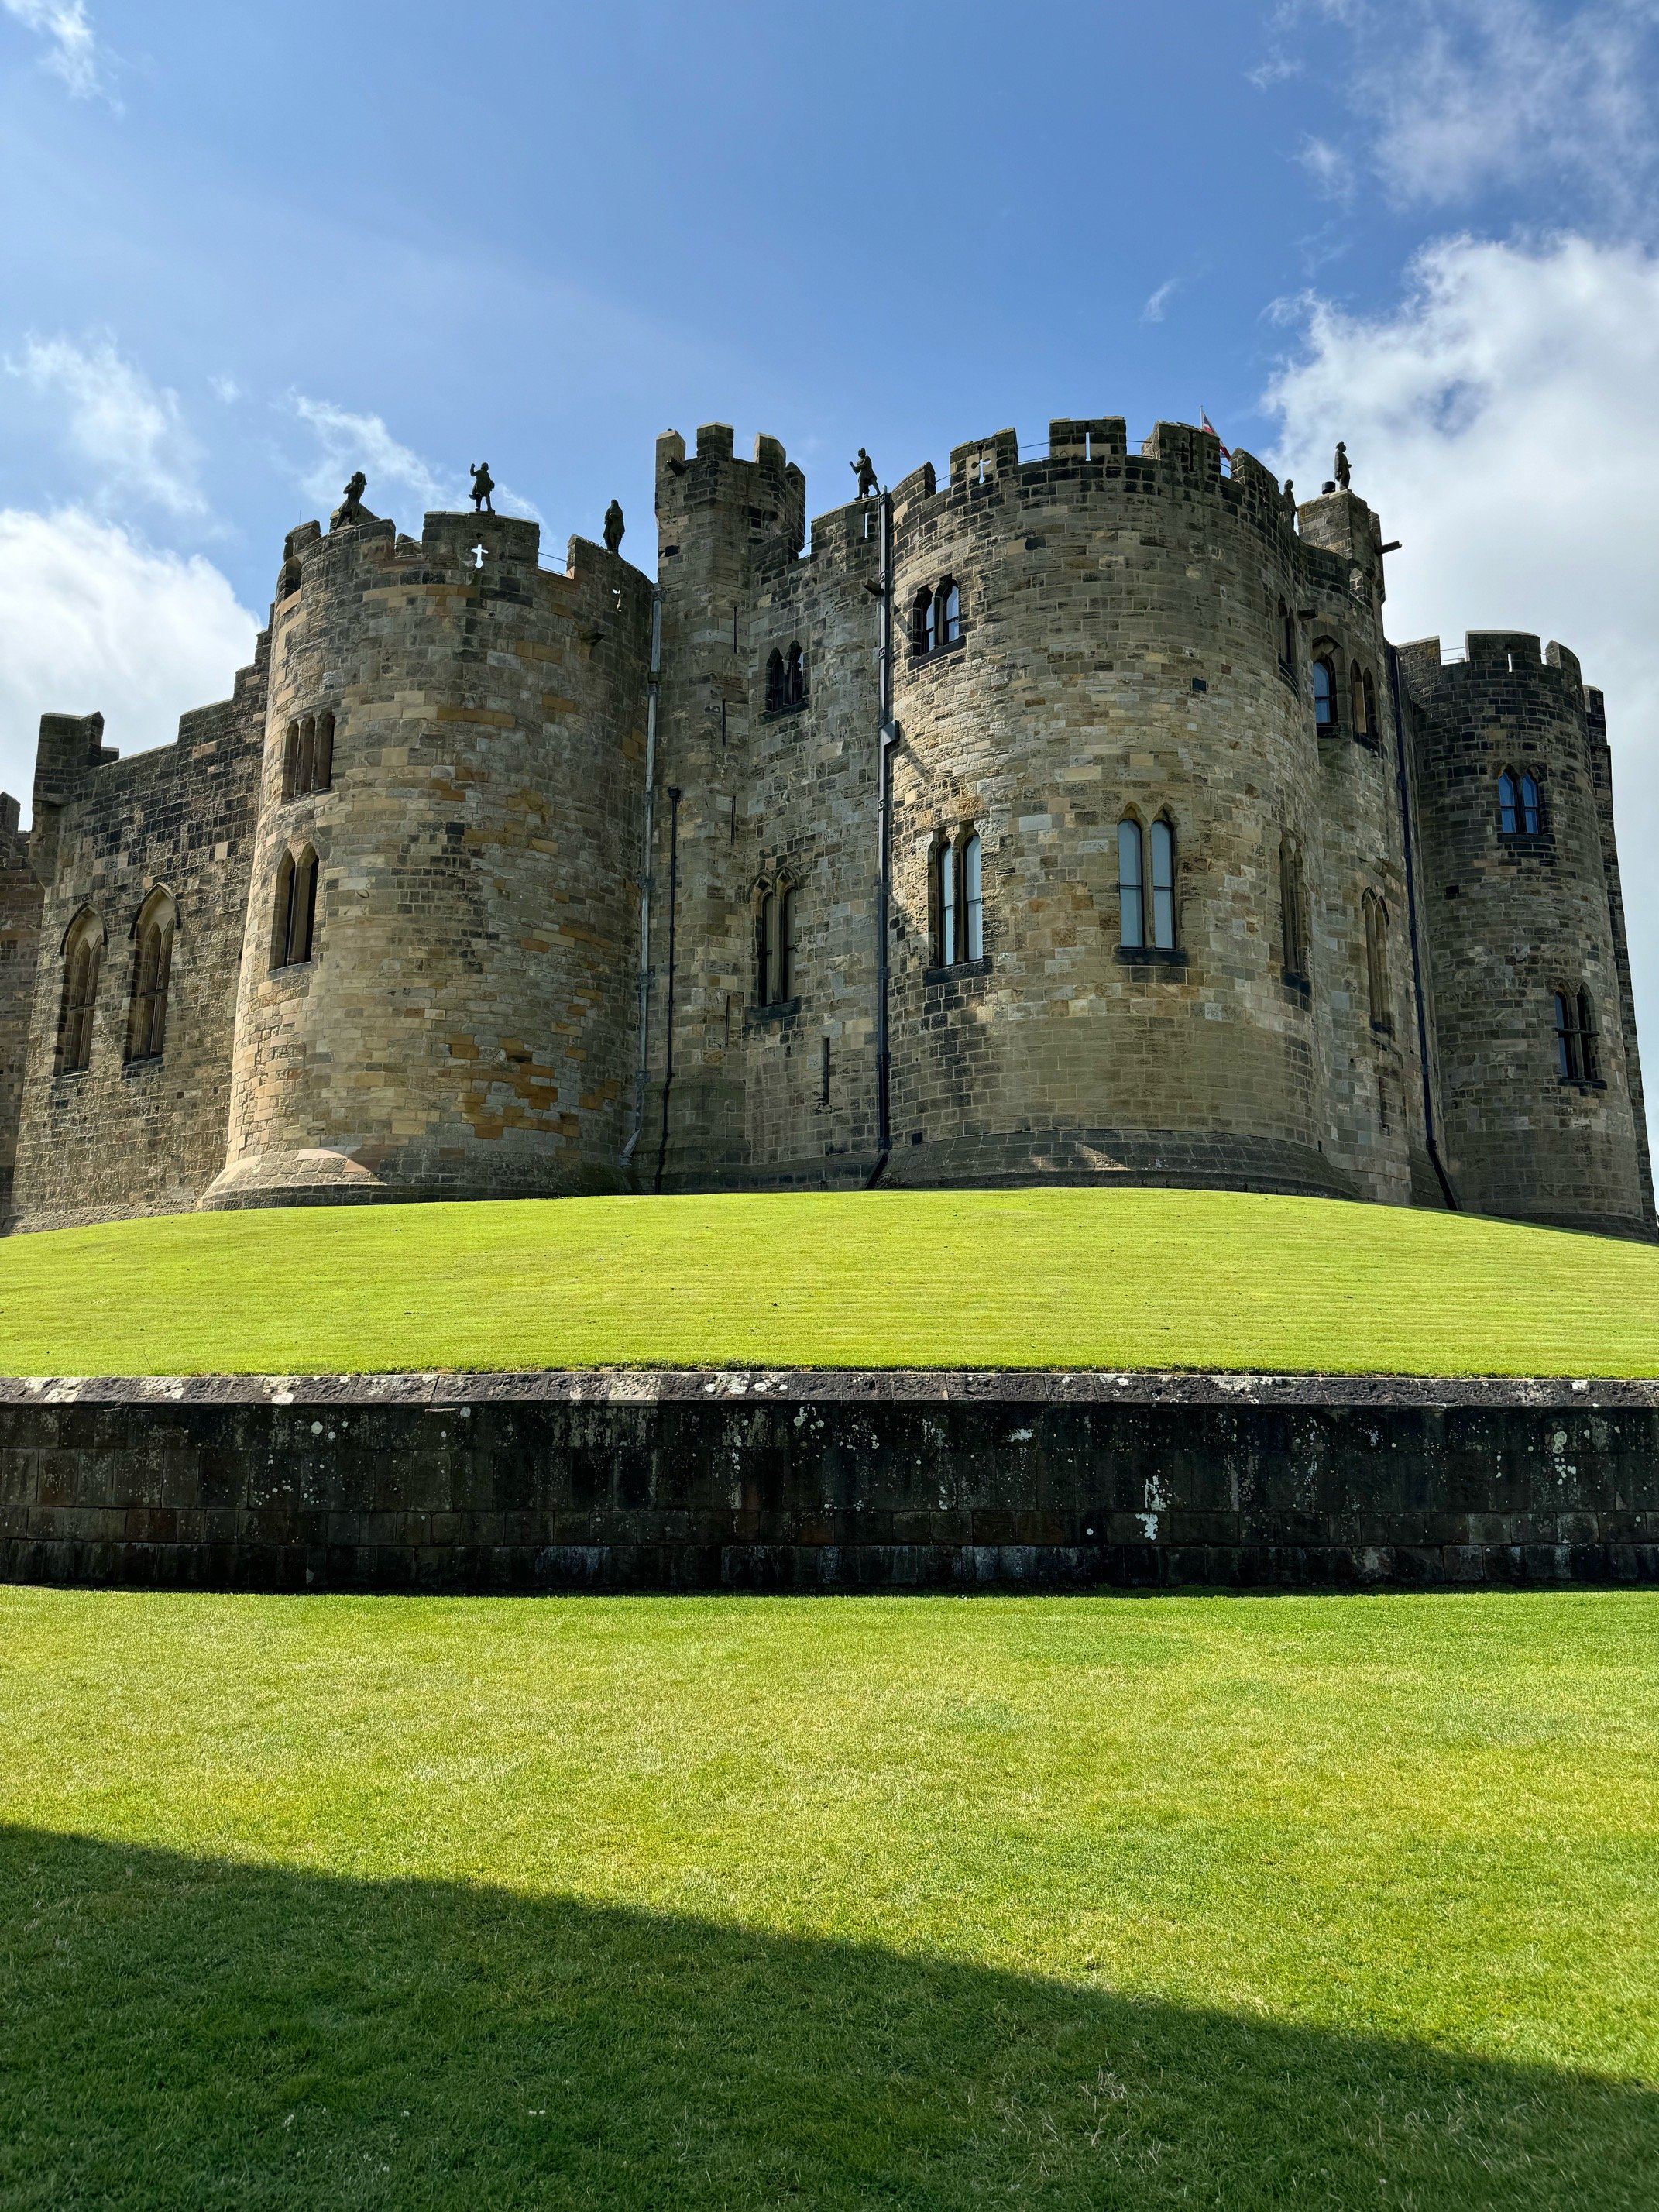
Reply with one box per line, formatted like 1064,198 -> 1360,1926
1398,631 -> 1651,1237
865,419 -> 1418,1202
201,505 -> 651,1208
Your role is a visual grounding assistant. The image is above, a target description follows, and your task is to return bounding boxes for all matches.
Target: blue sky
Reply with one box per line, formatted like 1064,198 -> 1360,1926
5,0 -> 1659,1063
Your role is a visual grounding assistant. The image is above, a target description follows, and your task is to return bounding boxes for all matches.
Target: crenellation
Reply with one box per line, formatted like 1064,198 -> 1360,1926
0,404 -> 1647,1235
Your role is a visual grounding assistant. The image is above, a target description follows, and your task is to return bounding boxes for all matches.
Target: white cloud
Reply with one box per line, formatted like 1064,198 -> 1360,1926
1263,230 -> 1659,1111
1266,1 -> 1659,215
1142,278 -> 1179,324
208,374 -> 241,406
8,335 -> 204,516
287,394 -> 544,526
1297,136 -> 1354,203
0,509 -> 258,819
2,0 -> 109,101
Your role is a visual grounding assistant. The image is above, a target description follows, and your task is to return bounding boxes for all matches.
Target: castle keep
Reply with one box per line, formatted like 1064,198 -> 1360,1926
0,415 -> 1650,1238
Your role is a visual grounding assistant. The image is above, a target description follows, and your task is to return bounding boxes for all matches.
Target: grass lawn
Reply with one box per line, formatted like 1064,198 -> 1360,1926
0,1587 -> 1654,2207
2,1185 -> 1657,1376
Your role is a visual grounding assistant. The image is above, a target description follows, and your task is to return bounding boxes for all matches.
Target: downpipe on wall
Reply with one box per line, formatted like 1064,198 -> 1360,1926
620,587 -> 662,1173
653,785 -> 682,1193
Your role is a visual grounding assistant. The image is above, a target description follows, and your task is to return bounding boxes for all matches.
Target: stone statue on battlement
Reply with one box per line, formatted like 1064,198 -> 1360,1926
469,462 -> 496,515
331,471 -> 369,529
603,499 -> 624,553
1334,442 -> 1351,491
850,448 -> 878,500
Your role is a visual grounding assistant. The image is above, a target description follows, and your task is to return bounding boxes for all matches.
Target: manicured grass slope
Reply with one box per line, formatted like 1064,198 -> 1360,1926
1,1185 -> 1657,1375
1,1589 -> 1655,2208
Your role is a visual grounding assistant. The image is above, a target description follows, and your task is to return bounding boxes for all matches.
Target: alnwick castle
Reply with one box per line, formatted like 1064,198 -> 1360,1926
0,414 -> 1651,1238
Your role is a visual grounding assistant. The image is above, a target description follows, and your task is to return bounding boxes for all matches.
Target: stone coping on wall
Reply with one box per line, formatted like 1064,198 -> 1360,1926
2,1366 -> 1653,1410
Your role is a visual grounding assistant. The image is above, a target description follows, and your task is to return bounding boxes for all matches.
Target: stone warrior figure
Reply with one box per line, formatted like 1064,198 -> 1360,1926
338,469 -> 367,522
603,498 -> 624,553
469,461 -> 496,514
1334,441 -> 1351,491
850,448 -> 878,500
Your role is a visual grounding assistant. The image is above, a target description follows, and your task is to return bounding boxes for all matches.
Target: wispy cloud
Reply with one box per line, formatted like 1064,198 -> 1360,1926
6,335 -> 204,515
1297,136 -> 1354,203
2,0 -> 113,104
287,395 -> 544,524
1141,277 -> 1180,324
1257,0 -> 1659,217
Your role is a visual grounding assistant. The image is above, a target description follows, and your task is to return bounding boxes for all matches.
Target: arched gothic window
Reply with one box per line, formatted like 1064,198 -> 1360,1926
1362,890 -> 1391,1032
271,847 -> 318,971
1554,988 -> 1599,1082
1312,656 -> 1336,733
939,579 -> 962,646
1118,817 -> 1145,948
962,830 -> 983,960
283,710 -> 335,799
778,884 -> 797,1001
912,587 -> 935,656
1499,769 -> 1519,835
1149,818 -> 1176,949
57,910 -> 102,1075
930,829 -> 984,966
1281,833 -> 1309,985
1521,772 -> 1541,833
127,890 -> 177,1063
938,836 -> 957,964
785,641 -> 806,707
764,649 -> 785,713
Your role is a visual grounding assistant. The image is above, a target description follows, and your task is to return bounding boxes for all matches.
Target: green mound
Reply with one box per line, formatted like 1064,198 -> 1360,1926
1,1185 -> 1656,1376
2,1587 -> 1657,2207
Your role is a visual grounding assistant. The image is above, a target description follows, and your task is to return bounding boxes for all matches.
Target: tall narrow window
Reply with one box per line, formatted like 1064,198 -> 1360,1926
1499,770 -> 1519,834
764,650 -> 785,713
785,642 -> 805,706
271,849 -> 318,970
963,832 -> 983,960
1363,669 -> 1379,742
127,891 -> 176,1063
1363,891 -> 1390,1031
57,912 -> 101,1074
1520,772 -> 1540,834
283,720 -> 301,801
1118,817 -> 1145,948
939,579 -> 962,646
778,884 -> 796,1001
1351,664 -> 1370,740
912,587 -> 935,655
1554,991 -> 1595,1080
297,715 -> 316,795
1578,988 -> 1599,1081
1312,656 -> 1335,733
1279,600 -> 1296,675
757,888 -> 778,1001
939,837 -> 957,965
1149,818 -> 1176,949
1281,833 -> 1307,983
314,710 -> 335,793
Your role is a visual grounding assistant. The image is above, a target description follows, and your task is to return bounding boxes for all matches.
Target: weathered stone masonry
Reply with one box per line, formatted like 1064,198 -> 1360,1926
0,413 -> 1650,1236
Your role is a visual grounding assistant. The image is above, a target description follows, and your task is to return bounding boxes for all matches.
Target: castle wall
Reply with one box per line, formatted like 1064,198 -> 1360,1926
653,421 -> 1424,1200
9,658 -> 269,1232
0,795 -> 43,1218
203,509 -> 652,1208
1400,634 -> 1650,1238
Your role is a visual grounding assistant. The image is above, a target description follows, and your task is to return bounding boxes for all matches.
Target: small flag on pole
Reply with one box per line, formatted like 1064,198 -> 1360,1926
1200,410 -> 1231,460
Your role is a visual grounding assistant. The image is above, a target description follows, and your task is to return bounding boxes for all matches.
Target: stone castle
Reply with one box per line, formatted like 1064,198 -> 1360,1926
0,413 -> 1650,1238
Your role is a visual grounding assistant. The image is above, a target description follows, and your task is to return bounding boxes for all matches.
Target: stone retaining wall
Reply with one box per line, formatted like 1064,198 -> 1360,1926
4,1369 -> 1657,1594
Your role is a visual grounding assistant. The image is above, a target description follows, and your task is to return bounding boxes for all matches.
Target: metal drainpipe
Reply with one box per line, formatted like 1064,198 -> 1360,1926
620,586 -> 662,1171
1387,641 -> 1458,1211
653,786 -> 682,1194
867,489 -> 896,1187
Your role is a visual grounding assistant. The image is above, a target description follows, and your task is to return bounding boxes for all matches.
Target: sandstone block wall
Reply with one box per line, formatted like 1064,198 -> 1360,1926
9,651 -> 268,1231
0,798 -> 42,1218
203,507 -> 652,1208
1400,634 -> 1651,1237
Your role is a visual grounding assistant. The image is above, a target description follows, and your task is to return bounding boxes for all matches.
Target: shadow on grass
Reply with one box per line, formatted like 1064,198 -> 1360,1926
1,1827 -> 1651,2210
